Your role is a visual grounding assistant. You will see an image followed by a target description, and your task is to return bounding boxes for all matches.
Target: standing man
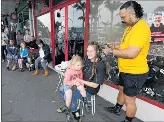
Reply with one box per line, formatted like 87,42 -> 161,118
103,1 -> 151,122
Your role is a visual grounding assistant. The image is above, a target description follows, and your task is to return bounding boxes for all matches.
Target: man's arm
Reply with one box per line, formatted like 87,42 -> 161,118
113,46 -> 142,59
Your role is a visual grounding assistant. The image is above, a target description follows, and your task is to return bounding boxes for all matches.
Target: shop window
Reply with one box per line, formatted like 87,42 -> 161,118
89,0 -> 164,104
68,1 -> 86,59
35,0 -> 42,14
52,0 -> 67,6
23,7 -> 29,21
36,13 -> 52,52
43,0 -> 49,9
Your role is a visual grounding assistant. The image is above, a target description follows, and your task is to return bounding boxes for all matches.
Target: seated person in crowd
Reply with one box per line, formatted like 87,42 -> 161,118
18,42 -> 29,72
28,36 -> 38,49
6,40 -> 18,71
33,39 -> 51,77
58,42 -> 105,122
16,30 -> 24,48
24,29 -> 31,47
26,55 -> 35,71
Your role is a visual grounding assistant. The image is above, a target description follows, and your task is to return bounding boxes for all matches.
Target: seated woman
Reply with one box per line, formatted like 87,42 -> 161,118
58,41 -> 106,122
18,42 -> 29,72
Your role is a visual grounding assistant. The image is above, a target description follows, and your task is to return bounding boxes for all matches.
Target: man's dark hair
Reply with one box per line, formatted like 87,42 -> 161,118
154,12 -> 162,16
120,1 -> 144,18
36,39 -> 44,45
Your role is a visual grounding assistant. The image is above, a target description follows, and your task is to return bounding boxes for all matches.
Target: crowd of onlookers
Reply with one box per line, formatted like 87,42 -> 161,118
1,28 -> 51,77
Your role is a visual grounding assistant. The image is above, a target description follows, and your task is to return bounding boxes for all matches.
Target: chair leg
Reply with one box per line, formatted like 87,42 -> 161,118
77,99 -> 84,117
91,95 -> 95,115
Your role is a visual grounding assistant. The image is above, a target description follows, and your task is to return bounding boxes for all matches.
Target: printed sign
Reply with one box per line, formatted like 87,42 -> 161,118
147,12 -> 164,42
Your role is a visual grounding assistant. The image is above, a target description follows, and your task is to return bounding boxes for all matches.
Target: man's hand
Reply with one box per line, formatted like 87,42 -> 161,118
102,46 -> 113,55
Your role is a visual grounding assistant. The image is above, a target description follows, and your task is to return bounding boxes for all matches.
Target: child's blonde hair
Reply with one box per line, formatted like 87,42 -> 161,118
69,55 -> 83,67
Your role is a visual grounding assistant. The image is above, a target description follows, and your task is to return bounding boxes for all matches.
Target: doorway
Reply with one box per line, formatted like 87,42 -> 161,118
53,0 -> 86,65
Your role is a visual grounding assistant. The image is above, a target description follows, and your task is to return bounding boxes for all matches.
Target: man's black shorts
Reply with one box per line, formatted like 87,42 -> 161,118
118,72 -> 148,97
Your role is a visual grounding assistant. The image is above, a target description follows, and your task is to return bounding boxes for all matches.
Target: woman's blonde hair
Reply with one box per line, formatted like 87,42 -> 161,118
69,55 -> 83,67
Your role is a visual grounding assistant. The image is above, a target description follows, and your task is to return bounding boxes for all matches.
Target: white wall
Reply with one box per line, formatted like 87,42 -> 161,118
98,84 -> 164,122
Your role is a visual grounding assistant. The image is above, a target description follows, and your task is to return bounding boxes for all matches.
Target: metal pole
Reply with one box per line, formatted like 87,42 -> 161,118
29,8 -> 34,36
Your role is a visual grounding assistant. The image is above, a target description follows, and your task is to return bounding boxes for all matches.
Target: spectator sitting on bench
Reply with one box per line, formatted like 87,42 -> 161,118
28,36 -> 38,49
33,39 -> 51,77
6,39 -> 18,71
18,42 -> 29,72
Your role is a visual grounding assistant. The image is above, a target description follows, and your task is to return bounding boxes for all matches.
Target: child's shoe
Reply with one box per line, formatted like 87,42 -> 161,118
12,66 -> 16,71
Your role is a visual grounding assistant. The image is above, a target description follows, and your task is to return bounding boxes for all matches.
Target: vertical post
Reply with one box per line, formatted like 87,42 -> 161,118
32,0 -> 37,37
50,0 -> 55,67
28,1 -> 34,36
84,0 -> 90,56
65,6 -> 68,61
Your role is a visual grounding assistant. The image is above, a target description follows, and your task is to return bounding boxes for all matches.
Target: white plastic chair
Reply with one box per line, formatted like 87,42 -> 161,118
78,95 -> 96,116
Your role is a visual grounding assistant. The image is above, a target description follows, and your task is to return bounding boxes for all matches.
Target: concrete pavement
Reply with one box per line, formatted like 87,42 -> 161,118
2,62 -> 142,122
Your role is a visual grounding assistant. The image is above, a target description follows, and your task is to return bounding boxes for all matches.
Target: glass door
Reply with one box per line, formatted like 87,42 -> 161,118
53,0 -> 86,65
54,7 -> 65,65
68,1 -> 86,60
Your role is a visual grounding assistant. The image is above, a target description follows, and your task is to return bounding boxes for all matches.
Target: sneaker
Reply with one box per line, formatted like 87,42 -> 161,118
33,70 -> 38,75
12,66 -> 16,71
43,71 -> 49,77
104,106 -> 121,115
77,119 -> 82,122
21,68 -> 24,72
2,60 -> 5,62
66,114 -> 73,122
7,67 -> 10,71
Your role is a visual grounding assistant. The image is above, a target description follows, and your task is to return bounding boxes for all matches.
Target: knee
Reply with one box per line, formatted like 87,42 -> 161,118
125,96 -> 135,105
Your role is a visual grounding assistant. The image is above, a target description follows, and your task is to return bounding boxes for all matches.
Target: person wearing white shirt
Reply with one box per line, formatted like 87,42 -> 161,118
1,28 -> 8,62
33,39 -> 51,77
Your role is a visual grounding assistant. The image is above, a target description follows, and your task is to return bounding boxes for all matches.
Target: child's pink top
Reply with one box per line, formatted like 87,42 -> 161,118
64,67 -> 83,86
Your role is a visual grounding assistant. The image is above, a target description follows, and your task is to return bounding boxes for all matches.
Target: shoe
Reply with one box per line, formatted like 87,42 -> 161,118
60,105 -> 73,122
57,108 -> 62,113
21,68 -> 24,72
12,66 -> 16,71
29,67 -> 31,72
104,106 -> 121,115
2,60 -> 5,62
33,70 -> 38,75
7,67 -> 10,71
77,119 -> 82,122
66,114 -> 73,122
43,71 -> 49,77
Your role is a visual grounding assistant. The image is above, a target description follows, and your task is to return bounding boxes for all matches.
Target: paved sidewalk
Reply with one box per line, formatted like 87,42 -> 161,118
2,62 -> 142,122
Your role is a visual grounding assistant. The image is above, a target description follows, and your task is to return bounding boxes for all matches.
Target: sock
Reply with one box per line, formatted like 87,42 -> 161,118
125,116 -> 134,122
115,103 -> 123,109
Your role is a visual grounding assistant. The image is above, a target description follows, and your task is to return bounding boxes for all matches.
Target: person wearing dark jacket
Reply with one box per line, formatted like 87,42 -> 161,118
33,39 -> 51,77
6,40 -> 18,71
